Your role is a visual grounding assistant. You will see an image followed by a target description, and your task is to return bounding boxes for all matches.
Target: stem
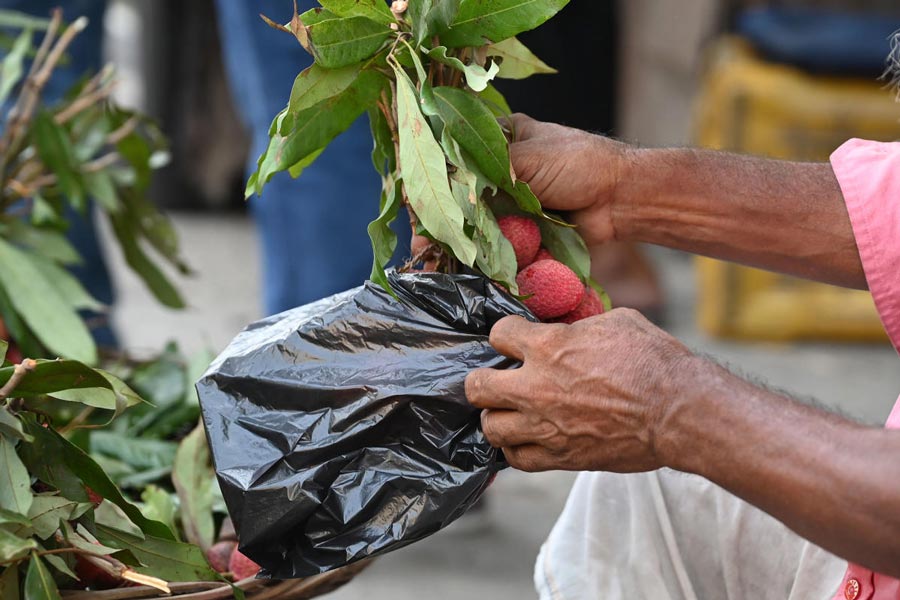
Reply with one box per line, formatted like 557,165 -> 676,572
0,359 -> 36,400
53,86 -> 112,125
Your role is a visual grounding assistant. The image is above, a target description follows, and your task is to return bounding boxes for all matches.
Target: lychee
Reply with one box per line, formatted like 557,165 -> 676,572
206,540 -> 237,573
497,215 -> 541,269
85,487 -> 103,508
516,259 -> 584,320
229,549 -> 260,581
75,553 -> 120,589
533,248 -> 554,263
554,286 -> 605,324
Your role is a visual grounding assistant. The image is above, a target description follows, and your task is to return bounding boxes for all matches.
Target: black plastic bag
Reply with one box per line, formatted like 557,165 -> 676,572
197,272 -> 534,578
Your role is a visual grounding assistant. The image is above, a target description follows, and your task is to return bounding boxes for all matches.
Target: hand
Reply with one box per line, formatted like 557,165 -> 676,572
465,310 -> 700,473
508,113 -> 631,246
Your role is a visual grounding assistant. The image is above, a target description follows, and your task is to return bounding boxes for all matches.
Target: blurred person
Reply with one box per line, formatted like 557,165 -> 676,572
214,0 -> 409,315
465,84 -> 900,600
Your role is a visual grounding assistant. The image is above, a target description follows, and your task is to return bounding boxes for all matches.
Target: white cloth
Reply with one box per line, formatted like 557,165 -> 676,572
534,470 -> 845,600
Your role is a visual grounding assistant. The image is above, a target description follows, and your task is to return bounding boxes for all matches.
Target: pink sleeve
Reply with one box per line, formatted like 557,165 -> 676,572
830,139 -> 900,353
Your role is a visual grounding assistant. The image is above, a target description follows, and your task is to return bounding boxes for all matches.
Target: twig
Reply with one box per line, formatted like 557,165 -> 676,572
0,359 -> 36,400
53,86 -> 112,125
106,115 -> 139,145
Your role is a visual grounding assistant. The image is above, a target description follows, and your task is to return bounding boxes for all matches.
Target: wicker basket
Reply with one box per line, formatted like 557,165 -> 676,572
59,559 -> 371,600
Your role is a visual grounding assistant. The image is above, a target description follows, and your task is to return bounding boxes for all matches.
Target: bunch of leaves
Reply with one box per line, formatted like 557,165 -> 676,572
0,341 -> 229,598
249,0 -> 607,299
0,9 -> 188,366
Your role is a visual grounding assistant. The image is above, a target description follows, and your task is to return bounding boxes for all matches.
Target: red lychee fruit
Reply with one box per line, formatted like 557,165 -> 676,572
533,248 -> 554,263
206,540 -> 237,573
497,215 -> 541,269
554,286 -> 605,324
85,487 -> 103,508
75,554 -> 120,589
229,549 -> 260,581
516,259 -> 584,320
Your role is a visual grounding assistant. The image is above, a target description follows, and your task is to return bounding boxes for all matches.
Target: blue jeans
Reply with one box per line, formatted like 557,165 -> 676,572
215,0 -> 409,315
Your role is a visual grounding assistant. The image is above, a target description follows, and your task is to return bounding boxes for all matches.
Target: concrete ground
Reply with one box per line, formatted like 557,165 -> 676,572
102,211 -> 899,599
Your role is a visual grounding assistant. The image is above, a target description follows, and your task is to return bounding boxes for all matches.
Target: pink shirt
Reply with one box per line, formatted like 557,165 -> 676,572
830,139 -> 900,600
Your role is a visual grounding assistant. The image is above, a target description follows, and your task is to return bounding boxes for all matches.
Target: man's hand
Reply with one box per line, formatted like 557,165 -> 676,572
465,310 -> 698,473
508,114 -> 630,247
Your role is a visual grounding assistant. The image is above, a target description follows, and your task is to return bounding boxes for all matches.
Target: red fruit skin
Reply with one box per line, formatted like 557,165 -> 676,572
554,287 -> 605,324
85,487 -> 103,508
516,260 -> 584,320
497,215 -> 541,269
75,555 -> 120,590
533,248 -> 554,263
206,540 -> 237,573
229,549 -> 261,581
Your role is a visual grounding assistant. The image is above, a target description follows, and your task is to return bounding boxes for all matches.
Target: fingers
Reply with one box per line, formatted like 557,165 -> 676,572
480,409 -> 534,447
509,112 -> 537,140
502,444 -> 549,473
465,368 -> 520,410
488,315 -> 542,360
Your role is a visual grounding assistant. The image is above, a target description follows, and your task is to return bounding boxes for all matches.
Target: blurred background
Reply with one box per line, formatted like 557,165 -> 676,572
14,0 -> 900,597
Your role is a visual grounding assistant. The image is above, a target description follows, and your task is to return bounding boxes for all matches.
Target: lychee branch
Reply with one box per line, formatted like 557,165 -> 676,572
0,358 -> 36,400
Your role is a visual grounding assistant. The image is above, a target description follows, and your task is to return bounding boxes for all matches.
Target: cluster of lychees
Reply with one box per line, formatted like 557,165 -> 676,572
205,520 -> 262,581
498,215 -> 605,323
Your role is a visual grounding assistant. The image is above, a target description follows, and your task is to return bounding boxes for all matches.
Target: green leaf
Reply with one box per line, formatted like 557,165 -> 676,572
425,46 -> 500,92
367,174 -> 400,294
285,63 -> 363,124
172,423 -> 214,552
0,10 -> 51,31
408,0 -> 459,43
0,410 -> 30,443
18,419 -> 175,540
118,187 -> 189,275
392,65 -> 476,265
0,360 -> 110,398
0,559 -> 21,600
91,432 -> 177,473
40,550 -> 77,581
0,27 -> 31,104
537,216 -> 590,280
0,339 -> 7,362
0,239 -> 96,363
139,486 -> 178,541
0,282 -> 41,361
32,112 -> 84,209
368,107 -> 395,175
0,507 -> 31,528
433,86 -> 511,187
480,83 -> 511,116
0,437 -> 31,517
51,369 -> 142,417
441,0 -> 570,47
62,522 -> 122,556
24,553 -> 59,600
0,529 -> 35,563
250,68 -> 386,196
28,254 -> 104,313
302,9 -> 391,69
288,148 -> 324,179
27,496 -> 91,540
588,278 -> 612,312
318,0 -> 395,26
95,524 -> 219,582
108,212 -> 185,309
29,196 -> 61,228
3,219 -> 81,266
487,36 -> 555,79
83,171 -> 119,213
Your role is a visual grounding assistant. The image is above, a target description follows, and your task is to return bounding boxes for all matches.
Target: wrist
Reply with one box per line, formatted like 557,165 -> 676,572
608,146 -> 652,242
650,354 -> 733,475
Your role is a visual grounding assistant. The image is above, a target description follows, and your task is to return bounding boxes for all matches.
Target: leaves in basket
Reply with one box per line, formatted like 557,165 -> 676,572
0,436 -> 32,517
23,553 -> 59,600
172,422 -> 214,552
94,524 -> 219,582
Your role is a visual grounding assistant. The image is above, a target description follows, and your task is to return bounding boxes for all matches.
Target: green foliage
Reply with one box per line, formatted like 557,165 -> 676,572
0,11 -> 187,365
250,0 -> 613,303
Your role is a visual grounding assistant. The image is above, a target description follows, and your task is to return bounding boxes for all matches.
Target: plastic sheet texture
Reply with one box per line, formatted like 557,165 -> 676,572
197,273 -> 533,578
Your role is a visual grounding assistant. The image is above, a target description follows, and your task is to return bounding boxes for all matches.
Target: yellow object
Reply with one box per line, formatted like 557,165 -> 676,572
693,38 -> 899,341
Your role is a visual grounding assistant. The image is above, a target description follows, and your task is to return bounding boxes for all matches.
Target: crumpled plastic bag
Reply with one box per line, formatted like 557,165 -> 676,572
197,272 -> 534,578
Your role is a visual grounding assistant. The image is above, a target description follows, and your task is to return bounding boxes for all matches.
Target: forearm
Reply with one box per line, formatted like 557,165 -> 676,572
612,148 -> 866,289
658,358 -> 900,576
